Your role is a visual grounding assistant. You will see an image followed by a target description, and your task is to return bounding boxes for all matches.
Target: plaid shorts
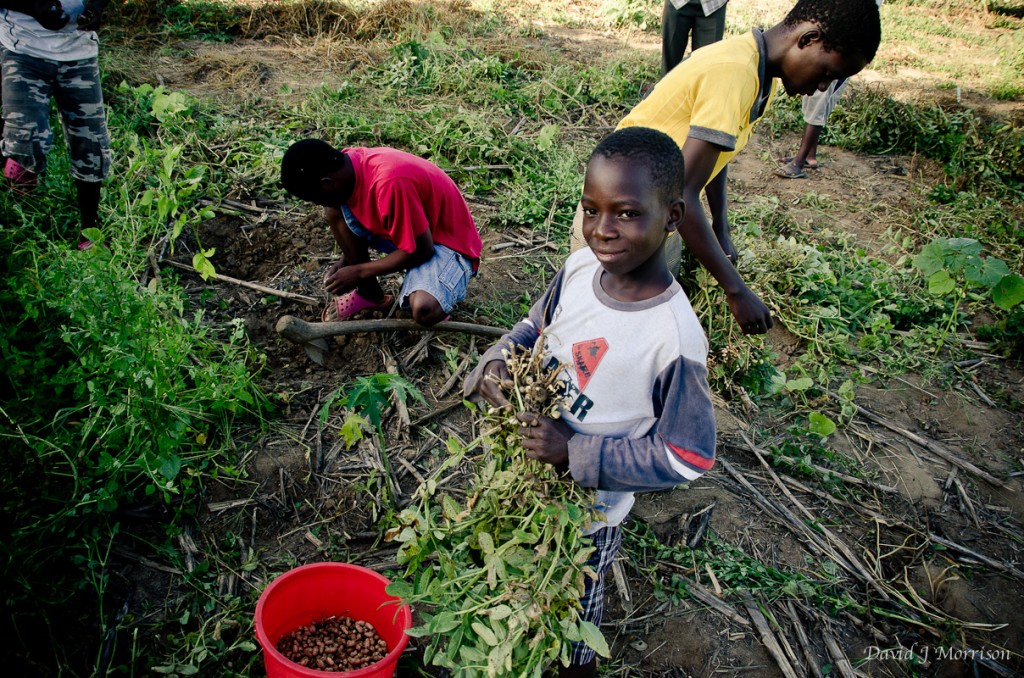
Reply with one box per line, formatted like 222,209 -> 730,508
569,525 -> 622,666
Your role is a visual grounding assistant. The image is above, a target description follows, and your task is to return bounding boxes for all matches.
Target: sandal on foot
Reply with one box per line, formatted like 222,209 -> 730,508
774,162 -> 807,179
322,290 -> 394,322
780,156 -> 819,169
4,158 -> 38,193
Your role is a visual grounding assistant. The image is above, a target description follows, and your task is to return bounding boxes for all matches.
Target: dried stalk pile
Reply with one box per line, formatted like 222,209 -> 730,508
386,343 -> 607,677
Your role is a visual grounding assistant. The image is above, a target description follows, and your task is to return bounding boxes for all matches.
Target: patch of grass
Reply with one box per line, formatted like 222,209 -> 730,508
824,87 -> 1024,194
880,0 -> 1024,94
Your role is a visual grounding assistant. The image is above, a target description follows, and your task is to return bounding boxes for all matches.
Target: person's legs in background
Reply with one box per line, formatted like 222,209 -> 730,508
661,0 -> 699,75
776,79 -> 848,179
399,244 -> 473,327
662,1 -> 726,76
1,50 -> 54,194
54,57 -> 110,238
690,2 -> 726,52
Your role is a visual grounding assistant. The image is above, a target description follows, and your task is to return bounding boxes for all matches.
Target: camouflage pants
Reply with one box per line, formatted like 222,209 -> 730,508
0,48 -> 111,181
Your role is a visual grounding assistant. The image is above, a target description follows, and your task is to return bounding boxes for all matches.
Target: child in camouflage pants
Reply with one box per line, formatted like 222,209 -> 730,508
0,0 -> 110,248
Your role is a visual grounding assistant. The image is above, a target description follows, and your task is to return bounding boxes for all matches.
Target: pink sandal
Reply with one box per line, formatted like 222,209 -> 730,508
4,158 -> 38,193
322,290 -> 394,322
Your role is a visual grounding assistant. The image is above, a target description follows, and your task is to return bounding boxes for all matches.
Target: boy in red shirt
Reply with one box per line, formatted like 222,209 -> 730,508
281,139 -> 482,327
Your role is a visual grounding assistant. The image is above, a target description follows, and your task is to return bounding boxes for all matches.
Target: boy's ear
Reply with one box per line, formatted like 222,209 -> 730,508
666,198 -> 684,232
797,27 -> 822,50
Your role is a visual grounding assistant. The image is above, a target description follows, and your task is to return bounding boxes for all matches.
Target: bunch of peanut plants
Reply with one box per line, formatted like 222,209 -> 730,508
386,344 -> 609,676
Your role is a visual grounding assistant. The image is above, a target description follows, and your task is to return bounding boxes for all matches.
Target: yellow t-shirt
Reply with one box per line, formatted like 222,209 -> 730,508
618,30 -> 777,185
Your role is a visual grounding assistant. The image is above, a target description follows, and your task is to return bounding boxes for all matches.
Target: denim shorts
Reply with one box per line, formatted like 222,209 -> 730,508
342,205 -> 475,313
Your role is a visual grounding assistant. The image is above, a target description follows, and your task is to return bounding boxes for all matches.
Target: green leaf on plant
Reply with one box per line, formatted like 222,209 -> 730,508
339,412 -> 371,447
441,494 -> 462,521
151,89 -> 190,123
807,412 -> 836,437
471,621 -> 498,646
430,612 -> 461,634
785,377 -> 814,392
927,269 -> 955,295
385,580 -> 414,600
478,532 -> 495,555
487,604 -> 513,621
947,237 -> 982,255
405,624 -> 432,638
578,621 -> 611,658
159,455 -> 182,480
81,228 -> 105,245
967,256 -> 1010,288
537,124 -> 559,152
913,241 -> 947,276
992,273 -> 1024,310
192,248 -> 217,281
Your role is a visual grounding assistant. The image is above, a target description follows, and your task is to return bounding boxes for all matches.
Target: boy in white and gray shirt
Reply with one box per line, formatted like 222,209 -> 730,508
466,126 -> 716,677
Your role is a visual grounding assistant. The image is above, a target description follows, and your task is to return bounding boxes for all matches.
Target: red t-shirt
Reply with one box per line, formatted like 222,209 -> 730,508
343,147 -> 481,266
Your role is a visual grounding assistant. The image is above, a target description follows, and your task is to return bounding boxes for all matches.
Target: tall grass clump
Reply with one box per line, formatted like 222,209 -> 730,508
0,80 -> 271,678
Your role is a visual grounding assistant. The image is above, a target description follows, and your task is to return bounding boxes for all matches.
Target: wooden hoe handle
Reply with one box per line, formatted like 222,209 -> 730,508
275,315 -> 508,344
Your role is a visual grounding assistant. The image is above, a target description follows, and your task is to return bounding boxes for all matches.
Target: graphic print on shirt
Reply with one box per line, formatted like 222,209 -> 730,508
541,356 -> 595,421
572,338 -> 608,391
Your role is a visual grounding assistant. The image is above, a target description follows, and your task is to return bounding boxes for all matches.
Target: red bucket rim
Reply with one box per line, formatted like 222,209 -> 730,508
255,562 -> 412,678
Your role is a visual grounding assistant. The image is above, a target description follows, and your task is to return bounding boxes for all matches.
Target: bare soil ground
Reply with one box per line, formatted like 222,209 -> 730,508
118,14 -> 1024,678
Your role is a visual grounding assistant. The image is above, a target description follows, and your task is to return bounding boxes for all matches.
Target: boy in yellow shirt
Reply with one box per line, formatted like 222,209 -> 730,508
573,0 -> 881,336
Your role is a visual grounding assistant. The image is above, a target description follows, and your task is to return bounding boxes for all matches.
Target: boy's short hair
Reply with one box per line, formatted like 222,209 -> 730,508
784,0 -> 882,63
280,139 -> 346,201
591,127 -> 684,203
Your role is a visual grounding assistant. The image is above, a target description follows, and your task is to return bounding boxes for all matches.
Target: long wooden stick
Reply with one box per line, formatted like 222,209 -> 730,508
786,601 -> 823,678
680,576 -> 751,628
822,630 -> 858,678
163,260 -> 319,305
738,434 -> 897,605
276,315 -> 507,344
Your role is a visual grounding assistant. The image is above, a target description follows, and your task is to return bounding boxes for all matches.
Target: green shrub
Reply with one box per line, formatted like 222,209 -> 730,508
824,88 -> 1024,192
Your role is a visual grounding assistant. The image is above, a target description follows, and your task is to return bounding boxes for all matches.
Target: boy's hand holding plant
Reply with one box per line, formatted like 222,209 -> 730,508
518,412 -> 572,467
479,360 -> 513,409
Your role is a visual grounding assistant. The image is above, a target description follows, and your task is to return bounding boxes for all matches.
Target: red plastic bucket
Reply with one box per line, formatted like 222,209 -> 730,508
255,562 -> 412,678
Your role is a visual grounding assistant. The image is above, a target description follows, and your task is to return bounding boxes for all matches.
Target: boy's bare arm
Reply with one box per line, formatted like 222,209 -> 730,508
356,230 -> 435,278
681,138 -> 773,335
